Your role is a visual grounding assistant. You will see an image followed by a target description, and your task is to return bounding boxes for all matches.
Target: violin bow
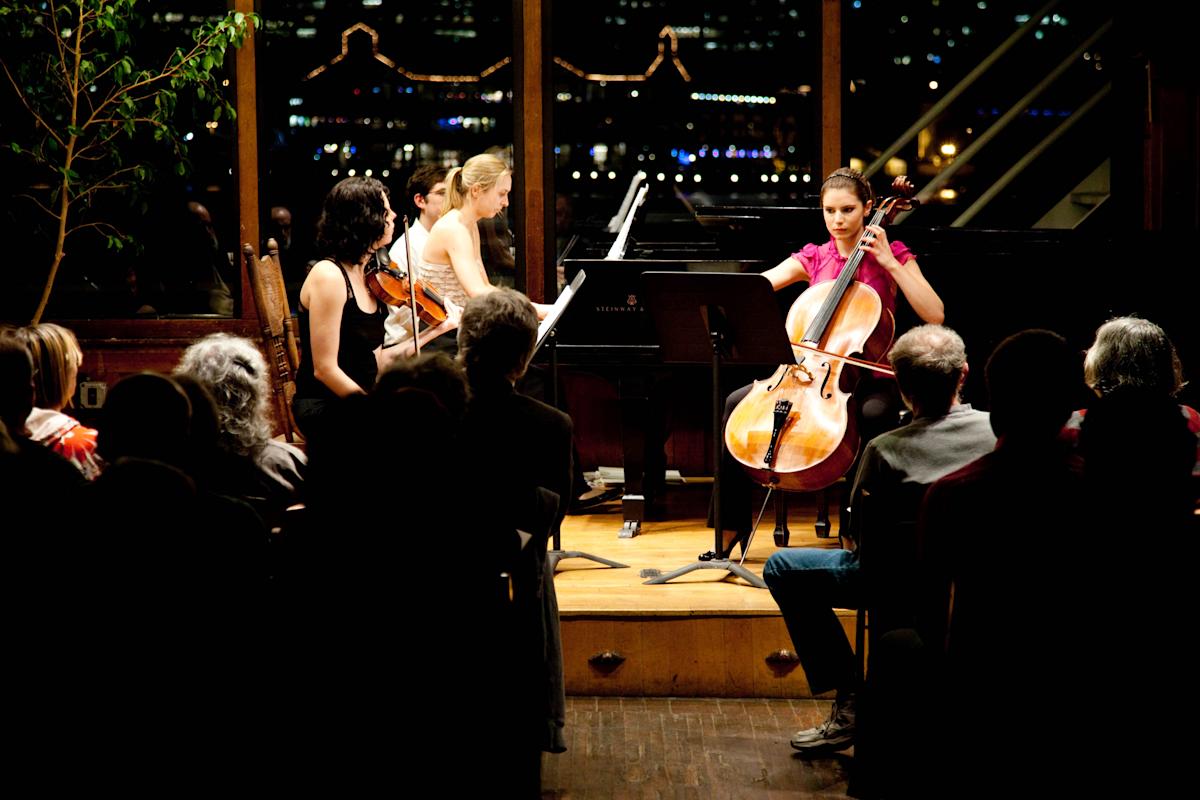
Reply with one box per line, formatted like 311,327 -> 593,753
403,215 -> 421,355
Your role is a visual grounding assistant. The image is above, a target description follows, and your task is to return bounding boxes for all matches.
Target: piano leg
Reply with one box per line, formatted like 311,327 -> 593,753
618,373 -> 661,538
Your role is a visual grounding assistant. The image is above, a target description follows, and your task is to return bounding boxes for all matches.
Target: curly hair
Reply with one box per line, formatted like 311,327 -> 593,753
174,333 -> 273,456
887,324 -> 967,417
314,176 -> 390,266
820,166 -> 873,206
15,323 -> 83,410
1083,316 -> 1185,397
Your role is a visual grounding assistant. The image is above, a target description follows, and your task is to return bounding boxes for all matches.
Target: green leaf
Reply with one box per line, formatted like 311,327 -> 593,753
173,161 -> 186,176
202,54 -> 213,72
9,142 -> 20,154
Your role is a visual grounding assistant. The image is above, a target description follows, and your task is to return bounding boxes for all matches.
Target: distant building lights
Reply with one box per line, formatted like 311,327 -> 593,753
940,143 -> 957,156
938,189 -> 958,201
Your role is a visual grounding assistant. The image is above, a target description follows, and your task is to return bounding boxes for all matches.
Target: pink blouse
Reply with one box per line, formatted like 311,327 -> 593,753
790,237 -> 915,314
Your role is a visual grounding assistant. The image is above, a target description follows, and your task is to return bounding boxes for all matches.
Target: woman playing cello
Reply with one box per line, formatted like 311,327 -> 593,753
717,167 -> 945,550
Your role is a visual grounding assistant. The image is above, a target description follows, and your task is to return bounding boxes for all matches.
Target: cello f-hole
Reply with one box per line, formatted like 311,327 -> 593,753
819,362 -> 834,399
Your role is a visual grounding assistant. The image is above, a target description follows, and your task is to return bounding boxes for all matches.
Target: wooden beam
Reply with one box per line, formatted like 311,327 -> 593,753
513,0 -> 553,302
234,0 -> 259,318
821,0 -> 842,177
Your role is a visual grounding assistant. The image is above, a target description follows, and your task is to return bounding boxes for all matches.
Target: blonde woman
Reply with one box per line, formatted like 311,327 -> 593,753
421,153 -> 551,323
18,324 -> 103,479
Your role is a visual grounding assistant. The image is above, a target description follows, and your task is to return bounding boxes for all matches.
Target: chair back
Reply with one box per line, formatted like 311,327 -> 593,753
243,239 -> 302,442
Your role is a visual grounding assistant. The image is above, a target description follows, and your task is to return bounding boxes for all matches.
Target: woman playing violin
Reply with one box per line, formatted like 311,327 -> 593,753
292,177 -> 455,441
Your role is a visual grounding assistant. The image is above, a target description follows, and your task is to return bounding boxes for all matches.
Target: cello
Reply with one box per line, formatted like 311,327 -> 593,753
723,177 -> 917,493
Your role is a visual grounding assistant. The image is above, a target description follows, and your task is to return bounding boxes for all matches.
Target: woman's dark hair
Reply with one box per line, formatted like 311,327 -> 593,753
314,177 -> 389,266
820,167 -> 873,206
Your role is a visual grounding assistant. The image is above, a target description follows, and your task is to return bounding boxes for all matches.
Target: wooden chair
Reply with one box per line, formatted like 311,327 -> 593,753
243,239 -> 302,443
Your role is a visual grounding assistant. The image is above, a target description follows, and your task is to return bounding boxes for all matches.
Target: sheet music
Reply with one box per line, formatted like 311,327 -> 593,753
606,171 -> 648,233
604,184 -> 649,261
535,270 -> 586,354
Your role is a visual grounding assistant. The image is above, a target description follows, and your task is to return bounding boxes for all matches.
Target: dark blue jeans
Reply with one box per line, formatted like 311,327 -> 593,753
763,547 -> 861,695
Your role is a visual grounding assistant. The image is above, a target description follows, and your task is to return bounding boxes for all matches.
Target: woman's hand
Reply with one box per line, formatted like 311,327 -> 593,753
859,225 -> 901,272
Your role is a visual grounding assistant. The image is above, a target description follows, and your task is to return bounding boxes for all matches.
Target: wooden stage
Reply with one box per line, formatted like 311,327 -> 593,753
554,481 -> 856,700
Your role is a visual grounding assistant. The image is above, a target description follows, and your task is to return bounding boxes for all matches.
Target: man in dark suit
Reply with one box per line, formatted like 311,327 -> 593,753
458,289 -> 573,792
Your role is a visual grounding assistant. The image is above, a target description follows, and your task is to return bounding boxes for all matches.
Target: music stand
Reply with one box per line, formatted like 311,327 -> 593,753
639,272 -> 794,589
539,272 -> 629,572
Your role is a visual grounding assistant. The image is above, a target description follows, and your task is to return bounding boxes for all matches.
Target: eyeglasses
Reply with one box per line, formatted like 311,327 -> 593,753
425,189 -> 446,197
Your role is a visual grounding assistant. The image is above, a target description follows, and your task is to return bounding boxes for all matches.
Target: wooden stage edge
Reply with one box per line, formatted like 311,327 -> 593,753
555,482 -> 856,699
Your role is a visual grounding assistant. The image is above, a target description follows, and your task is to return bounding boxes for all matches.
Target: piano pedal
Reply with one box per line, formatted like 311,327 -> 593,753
619,519 -> 641,538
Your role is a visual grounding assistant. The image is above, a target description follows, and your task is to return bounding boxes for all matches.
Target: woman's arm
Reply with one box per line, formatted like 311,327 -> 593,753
760,255 -> 812,291
861,225 -> 945,324
304,261 -> 370,396
442,224 -> 495,298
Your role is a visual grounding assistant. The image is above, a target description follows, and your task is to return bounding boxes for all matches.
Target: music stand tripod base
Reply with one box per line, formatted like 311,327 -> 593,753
548,550 -> 629,572
642,558 -> 768,589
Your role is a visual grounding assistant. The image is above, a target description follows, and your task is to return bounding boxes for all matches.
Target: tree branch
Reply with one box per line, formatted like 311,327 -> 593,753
16,192 -> 59,220
67,220 -> 123,238
0,59 -> 67,147
46,0 -> 72,89
85,25 -> 232,126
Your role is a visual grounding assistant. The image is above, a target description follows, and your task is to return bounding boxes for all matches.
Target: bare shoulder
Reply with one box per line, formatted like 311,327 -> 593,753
301,259 -> 346,306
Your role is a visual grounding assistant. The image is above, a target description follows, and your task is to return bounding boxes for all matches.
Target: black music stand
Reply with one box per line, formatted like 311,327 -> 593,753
640,272 -> 794,589
540,273 -> 629,572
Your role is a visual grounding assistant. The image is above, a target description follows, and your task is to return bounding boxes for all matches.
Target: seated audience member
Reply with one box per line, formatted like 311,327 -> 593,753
458,289 -> 574,788
1067,316 -> 1198,475
915,330 -> 1089,796
16,324 -> 103,479
763,325 -> 996,755
175,333 -> 307,521
0,333 -> 85,534
91,372 -> 265,584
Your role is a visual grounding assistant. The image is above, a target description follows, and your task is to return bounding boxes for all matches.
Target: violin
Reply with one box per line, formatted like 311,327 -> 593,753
723,177 -> 917,493
364,222 -> 449,328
